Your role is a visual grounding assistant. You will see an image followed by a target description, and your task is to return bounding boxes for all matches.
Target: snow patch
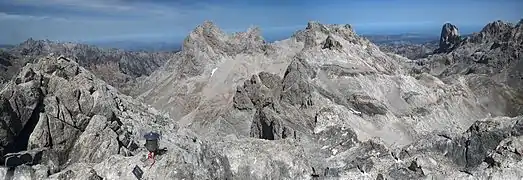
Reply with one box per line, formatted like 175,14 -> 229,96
211,67 -> 218,77
349,108 -> 361,114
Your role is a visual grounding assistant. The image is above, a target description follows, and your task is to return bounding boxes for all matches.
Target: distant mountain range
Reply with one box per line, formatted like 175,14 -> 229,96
362,33 -> 439,45
1,32 -> 444,53
82,40 -> 182,52
0,38 -> 174,94
0,44 -> 14,49
75,29 -> 297,52
362,33 -> 475,45
361,33 -> 477,59
2,39 -> 181,52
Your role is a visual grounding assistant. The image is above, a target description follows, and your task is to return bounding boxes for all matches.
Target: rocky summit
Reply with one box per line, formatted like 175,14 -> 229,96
0,19 -> 522,180
435,23 -> 462,53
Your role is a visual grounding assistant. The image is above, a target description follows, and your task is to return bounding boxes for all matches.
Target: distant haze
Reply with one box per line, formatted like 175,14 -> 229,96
0,0 -> 521,45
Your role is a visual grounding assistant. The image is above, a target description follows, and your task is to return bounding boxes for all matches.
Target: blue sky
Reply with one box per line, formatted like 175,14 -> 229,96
0,0 -> 521,44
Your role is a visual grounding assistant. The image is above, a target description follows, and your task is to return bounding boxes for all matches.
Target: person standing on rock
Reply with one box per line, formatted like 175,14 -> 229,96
144,132 -> 160,167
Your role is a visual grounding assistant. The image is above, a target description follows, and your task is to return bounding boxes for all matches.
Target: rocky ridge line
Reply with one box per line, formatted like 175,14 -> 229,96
5,39 -> 174,95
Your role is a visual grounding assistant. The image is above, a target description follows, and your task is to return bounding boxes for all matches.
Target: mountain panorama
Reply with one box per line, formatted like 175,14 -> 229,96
0,18 -> 522,180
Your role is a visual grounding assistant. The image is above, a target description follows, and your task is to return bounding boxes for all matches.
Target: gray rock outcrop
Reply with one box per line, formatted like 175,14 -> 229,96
435,23 -> 461,53
411,20 -> 523,116
0,51 -> 25,89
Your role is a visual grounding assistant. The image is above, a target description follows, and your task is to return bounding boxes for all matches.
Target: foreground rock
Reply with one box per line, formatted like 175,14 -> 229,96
0,54 -> 337,180
0,55 -> 234,179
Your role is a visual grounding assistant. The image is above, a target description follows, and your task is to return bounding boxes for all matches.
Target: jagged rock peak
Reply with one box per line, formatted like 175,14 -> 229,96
20,37 -> 40,44
189,20 -> 264,43
304,21 -> 356,34
18,38 -> 54,47
480,20 -> 513,35
182,20 -> 266,54
181,21 -> 227,53
245,26 -> 262,35
435,23 -> 461,53
306,21 -> 329,32
442,22 -> 459,32
461,20 -> 517,44
174,21 -> 269,79
229,26 -> 267,54
294,21 -> 365,49
185,20 -> 226,44
192,20 -> 224,35
231,26 -> 265,43
22,37 -> 36,44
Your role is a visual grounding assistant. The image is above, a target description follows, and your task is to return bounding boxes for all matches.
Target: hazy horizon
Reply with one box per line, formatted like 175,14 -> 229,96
0,23 -> 491,46
0,0 -> 521,45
